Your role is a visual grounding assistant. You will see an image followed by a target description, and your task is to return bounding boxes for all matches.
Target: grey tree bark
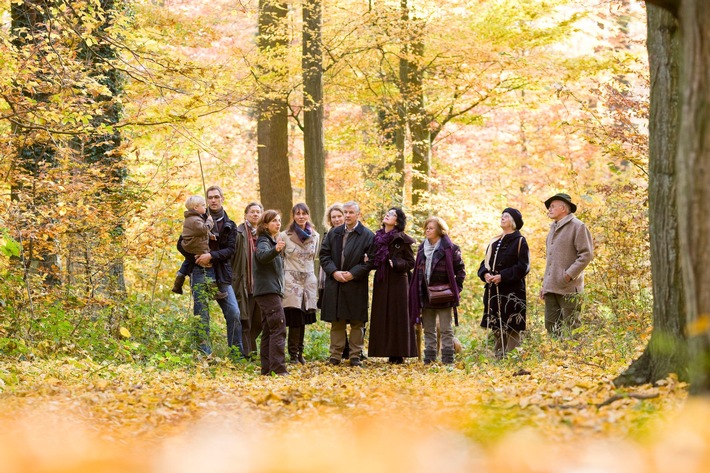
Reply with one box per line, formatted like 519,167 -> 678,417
615,3 -> 688,386
672,0 -> 710,393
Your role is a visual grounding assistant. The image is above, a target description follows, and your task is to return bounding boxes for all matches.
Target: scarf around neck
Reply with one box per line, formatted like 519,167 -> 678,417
423,238 -> 440,283
373,228 -> 396,280
292,222 -> 313,242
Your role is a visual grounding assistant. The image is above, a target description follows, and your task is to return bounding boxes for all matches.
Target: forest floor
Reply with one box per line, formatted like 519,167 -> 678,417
0,332 -> 703,473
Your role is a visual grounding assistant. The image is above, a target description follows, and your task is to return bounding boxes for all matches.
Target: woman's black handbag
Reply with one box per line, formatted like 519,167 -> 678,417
427,283 -> 455,304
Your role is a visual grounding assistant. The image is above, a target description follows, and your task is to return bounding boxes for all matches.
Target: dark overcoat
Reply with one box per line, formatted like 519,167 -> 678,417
231,223 -> 253,322
477,231 -> 530,332
368,230 -> 417,358
318,222 -> 375,323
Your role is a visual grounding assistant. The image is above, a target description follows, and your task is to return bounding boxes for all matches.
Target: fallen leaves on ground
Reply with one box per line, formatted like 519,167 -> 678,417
0,348 -> 695,472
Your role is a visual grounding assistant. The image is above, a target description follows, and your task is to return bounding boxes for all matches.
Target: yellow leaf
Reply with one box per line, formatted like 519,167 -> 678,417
119,327 -> 131,338
687,314 -> 710,337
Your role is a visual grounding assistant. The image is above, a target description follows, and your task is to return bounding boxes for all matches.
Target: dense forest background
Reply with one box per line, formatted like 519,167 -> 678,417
0,0 -> 651,364
8,2 -> 710,471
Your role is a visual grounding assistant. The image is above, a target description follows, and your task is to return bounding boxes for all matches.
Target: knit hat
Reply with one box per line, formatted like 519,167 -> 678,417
503,207 -> 524,230
544,193 -> 577,213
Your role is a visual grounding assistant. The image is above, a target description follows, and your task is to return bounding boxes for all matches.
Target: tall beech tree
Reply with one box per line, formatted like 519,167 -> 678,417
257,0 -> 293,217
615,3 -> 688,387
303,0 -> 326,233
618,0 -> 710,393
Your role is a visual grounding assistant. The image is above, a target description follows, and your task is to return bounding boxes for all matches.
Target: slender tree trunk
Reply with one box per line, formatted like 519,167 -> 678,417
303,0 -> 326,233
81,0 -> 126,296
403,4 -> 430,222
257,0 -> 293,216
10,0 -> 61,286
615,4 -> 688,386
409,37 -> 430,218
674,0 -> 710,393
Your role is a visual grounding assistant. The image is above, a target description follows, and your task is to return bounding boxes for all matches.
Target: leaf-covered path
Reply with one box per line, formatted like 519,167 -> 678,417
0,346 -> 696,473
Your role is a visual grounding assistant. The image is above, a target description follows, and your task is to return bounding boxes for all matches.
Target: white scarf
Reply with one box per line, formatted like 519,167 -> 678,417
424,238 -> 440,283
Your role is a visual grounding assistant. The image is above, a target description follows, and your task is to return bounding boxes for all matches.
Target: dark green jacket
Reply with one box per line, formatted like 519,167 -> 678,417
253,233 -> 284,297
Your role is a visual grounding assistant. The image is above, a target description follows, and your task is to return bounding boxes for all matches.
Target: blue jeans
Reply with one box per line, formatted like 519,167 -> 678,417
191,266 -> 244,356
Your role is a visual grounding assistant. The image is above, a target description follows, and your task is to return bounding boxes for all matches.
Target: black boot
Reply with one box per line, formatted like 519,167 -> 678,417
441,348 -> 455,365
423,349 -> 437,364
287,327 -> 299,364
172,273 -> 185,294
297,326 -> 306,364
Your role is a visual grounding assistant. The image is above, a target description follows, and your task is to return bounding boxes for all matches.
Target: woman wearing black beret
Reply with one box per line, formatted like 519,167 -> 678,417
478,208 -> 530,358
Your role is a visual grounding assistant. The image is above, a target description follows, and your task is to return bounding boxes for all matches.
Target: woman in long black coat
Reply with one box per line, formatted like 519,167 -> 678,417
478,208 -> 530,358
368,208 -> 416,364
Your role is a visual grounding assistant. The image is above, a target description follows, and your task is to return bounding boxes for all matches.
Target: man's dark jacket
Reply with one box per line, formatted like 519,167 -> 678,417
178,210 -> 237,285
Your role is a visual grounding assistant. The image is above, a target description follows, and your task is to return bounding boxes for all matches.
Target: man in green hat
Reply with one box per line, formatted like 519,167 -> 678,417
540,193 -> 594,336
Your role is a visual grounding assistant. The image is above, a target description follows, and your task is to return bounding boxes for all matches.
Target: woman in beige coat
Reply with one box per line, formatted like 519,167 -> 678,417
280,203 -> 320,364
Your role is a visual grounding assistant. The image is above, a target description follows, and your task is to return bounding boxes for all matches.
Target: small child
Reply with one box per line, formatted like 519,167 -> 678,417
172,195 -> 227,299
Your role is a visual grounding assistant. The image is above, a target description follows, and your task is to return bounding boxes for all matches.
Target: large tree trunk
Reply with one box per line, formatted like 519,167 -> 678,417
674,0 -> 710,393
303,0 -> 326,233
615,4 -> 688,386
257,0 -> 293,216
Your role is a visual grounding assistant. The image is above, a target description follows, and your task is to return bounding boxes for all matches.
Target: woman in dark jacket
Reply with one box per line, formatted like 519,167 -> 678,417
368,207 -> 416,364
253,209 -> 288,376
408,216 -> 466,364
478,208 -> 530,359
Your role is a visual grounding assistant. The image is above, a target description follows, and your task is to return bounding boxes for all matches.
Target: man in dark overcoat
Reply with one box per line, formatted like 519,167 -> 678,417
231,202 -> 263,359
319,201 -> 375,366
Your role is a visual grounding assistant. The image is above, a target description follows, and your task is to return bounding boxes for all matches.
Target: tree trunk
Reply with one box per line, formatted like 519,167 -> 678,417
675,0 -> 710,393
10,0 -> 61,286
408,34 -> 430,223
303,0 -> 326,233
81,0 -> 127,296
257,0 -> 293,216
615,4 -> 688,386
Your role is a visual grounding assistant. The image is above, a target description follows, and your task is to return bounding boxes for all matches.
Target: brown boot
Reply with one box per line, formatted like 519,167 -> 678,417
504,330 -> 521,353
172,273 -> 186,294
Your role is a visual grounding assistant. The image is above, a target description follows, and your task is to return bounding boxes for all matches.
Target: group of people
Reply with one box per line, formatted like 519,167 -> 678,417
173,186 -> 594,375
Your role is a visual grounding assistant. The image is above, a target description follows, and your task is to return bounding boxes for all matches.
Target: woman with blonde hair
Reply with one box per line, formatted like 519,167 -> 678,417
408,216 -> 466,364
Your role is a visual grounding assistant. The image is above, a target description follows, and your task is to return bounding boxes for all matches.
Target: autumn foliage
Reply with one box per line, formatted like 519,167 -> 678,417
0,0 -> 703,469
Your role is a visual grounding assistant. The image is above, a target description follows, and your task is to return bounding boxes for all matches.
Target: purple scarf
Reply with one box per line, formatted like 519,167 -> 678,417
292,222 -> 313,242
373,228 -> 396,281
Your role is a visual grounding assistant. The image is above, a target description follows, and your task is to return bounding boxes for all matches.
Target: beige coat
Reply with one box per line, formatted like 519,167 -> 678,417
280,228 -> 320,311
542,213 -> 594,295
181,210 -> 214,255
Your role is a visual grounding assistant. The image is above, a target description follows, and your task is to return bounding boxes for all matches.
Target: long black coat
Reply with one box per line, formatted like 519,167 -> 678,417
368,230 -> 417,358
319,222 -> 375,323
478,231 -> 529,332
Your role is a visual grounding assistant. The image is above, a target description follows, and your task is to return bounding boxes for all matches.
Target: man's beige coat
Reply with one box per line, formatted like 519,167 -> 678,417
542,213 -> 594,295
